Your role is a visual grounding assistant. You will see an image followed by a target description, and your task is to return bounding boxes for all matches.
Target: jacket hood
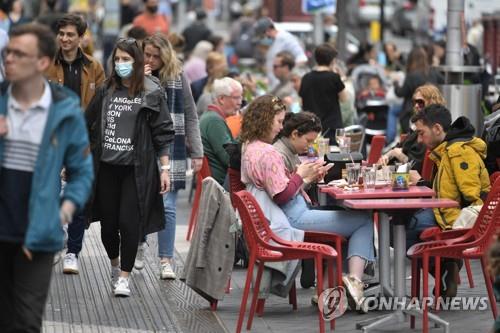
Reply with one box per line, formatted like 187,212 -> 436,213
444,116 -> 475,142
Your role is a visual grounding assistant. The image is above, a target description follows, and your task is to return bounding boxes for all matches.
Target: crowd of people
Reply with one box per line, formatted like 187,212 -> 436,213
1,1 -> 500,332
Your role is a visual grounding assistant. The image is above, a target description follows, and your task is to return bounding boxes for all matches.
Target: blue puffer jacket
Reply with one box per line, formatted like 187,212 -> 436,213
0,82 -> 94,252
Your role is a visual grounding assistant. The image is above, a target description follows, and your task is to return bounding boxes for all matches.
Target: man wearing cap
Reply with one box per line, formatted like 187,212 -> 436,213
254,17 -> 307,89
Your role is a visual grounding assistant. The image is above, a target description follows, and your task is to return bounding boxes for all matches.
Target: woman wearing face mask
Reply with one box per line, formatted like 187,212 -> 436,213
132,0 -> 169,36
380,84 -> 446,172
85,38 -> 174,297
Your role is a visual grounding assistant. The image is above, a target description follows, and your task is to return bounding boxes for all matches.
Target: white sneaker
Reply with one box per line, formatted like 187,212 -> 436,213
111,265 -> 121,287
160,262 -> 176,280
134,242 -> 147,270
114,276 -> 131,297
63,253 -> 79,274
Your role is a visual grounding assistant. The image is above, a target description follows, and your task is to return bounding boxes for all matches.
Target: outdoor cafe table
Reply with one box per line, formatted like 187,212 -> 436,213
343,198 -> 459,333
319,185 -> 436,296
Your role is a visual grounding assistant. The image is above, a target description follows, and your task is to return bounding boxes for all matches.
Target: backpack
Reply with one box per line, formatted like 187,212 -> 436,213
234,21 -> 255,58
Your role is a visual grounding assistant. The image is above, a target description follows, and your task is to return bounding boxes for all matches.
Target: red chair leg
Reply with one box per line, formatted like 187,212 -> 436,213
316,255 -> 326,333
247,262 -> 265,330
256,299 -> 265,316
186,179 -> 202,241
225,277 -> 231,294
236,255 -> 256,333
481,257 -> 498,319
327,258 -> 335,331
465,259 -> 475,288
434,256 -> 441,311
422,254 -> 430,333
335,238 -> 343,287
289,282 -> 297,310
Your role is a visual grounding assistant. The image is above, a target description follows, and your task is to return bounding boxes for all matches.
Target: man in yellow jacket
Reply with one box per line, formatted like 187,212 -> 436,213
409,104 -> 490,297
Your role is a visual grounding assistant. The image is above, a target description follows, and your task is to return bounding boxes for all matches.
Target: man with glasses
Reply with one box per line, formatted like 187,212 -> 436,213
45,13 -> 105,275
199,77 -> 242,185
0,23 -> 93,332
270,51 -> 296,101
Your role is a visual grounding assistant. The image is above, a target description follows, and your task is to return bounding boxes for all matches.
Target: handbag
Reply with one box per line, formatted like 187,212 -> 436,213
452,205 -> 482,229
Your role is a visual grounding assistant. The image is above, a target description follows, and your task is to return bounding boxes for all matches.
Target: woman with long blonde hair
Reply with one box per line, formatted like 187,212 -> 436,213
141,33 -> 204,279
381,84 -> 446,172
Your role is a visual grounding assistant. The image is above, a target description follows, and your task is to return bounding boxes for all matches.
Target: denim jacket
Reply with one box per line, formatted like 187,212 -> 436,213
0,82 -> 94,252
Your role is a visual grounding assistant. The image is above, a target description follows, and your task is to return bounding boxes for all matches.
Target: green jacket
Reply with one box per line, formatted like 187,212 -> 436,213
199,107 -> 234,185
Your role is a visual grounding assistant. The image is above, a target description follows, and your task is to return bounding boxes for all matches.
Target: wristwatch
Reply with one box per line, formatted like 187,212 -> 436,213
160,164 -> 171,171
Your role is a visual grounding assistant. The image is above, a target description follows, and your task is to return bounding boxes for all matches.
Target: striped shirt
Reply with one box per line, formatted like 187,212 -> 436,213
3,81 -> 51,172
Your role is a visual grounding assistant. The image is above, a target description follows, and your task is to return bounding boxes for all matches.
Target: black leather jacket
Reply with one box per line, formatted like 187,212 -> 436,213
85,76 -> 174,236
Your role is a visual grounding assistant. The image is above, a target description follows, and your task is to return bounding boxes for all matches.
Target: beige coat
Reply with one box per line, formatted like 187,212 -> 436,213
181,177 -> 236,301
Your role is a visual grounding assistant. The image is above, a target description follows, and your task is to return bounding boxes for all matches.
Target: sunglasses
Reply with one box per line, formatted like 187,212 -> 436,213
413,98 -> 425,109
271,96 -> 286,112
117,37 -> 138,47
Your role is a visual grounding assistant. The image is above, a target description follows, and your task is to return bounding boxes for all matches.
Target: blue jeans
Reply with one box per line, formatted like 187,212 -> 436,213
386,103 -> 403,143
406,208 -> 438,251
157,190 -> 178,259
281,195 -> 375,262
67,212 -> 86,256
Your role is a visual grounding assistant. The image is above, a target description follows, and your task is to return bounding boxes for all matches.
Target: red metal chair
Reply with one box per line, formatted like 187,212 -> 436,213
408,178 -> 500,333
233,190 -> 337,333
367,135 -> 386,165
228,167 -> 347,316
420,149 -> 434,181
419,171 -> 500,289
186,156 -> 211,241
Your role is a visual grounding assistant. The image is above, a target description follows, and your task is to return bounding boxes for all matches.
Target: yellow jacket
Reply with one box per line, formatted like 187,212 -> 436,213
45,49 -> 105,109
430,135 -> 490,229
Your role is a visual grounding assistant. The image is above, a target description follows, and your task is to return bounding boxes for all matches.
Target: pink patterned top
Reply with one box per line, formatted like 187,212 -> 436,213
241,140 -> 290,198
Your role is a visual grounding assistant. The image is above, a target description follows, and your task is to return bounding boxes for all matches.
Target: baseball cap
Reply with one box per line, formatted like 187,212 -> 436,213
254,17 -> 274,37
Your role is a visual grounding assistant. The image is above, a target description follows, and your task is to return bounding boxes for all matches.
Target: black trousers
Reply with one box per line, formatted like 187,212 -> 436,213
0,242 -> 54,333
97,162 -> 141,272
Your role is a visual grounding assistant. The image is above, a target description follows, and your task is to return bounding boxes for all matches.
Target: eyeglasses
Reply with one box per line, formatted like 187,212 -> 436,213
224,95 -> 243,101
117,37 -> 138,47
2,47 -> 37,60
413,98 -> 425,109
271,96 -> 286,112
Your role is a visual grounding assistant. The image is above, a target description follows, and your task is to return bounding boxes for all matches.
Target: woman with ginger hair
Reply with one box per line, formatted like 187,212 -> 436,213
380,84 -> 446,172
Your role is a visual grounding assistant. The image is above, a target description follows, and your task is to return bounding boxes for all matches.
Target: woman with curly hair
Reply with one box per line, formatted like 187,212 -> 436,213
381,84 -> 446,172
240,95 -> 375,311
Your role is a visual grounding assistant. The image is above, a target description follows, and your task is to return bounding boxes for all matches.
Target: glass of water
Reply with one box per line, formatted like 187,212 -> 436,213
346,163 -> 361,186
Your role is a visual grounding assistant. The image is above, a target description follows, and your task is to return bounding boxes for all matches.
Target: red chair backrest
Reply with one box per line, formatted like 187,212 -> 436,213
465,177 -> 500,250
491,171 -> 500,186
198,156 -> 212,181
421,149 -> 434,181
367,135 -> 386,164
232,190 -> 275,253
228,168 -> 245,193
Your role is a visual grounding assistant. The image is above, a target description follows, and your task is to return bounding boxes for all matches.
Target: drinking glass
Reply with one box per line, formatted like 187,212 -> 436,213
346,163 -> 361,186
317,137 -> 330,160
339,136 -> 351,154
364,170 -> 376,190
